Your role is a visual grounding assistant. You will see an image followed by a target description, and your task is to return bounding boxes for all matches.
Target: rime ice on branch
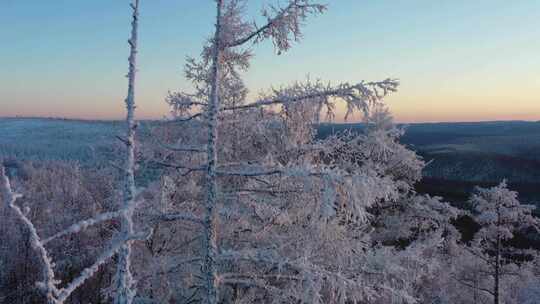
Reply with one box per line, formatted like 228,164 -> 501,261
1,165 -> 138,304
1,166 -> 58,304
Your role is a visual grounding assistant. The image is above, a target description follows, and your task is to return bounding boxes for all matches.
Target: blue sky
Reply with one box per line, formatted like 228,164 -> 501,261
1,0 -> 539,122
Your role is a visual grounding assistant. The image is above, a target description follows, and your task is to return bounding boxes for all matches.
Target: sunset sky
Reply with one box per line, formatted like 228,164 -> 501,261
1,0 -> 539,123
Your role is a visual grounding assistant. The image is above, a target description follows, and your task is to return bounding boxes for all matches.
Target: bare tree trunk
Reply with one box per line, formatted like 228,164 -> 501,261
494,204 -> 501,304
202,1 -> 223,303
115,1 -> 140,303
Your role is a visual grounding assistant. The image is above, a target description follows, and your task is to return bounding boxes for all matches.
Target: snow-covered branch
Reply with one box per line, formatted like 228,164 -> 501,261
215,162 -> 329,179
222,79 -> 399,120
157,212 -> 204,225
451,276 -> 495,296
43,209 -> 123,244
166,91 -> 208,118
166,113 -> 204,123
152,160 -> 206,175
2,165 -> 145,304
217,249 -> 380,302
57,236 -> 126,302
216,168 -> 284,177
155,140 -> 207,153
224,0 -> 326,52
1,166 -> 59,303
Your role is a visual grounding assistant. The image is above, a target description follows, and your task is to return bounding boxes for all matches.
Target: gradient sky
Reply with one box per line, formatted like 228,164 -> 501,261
1,0 -> 539,122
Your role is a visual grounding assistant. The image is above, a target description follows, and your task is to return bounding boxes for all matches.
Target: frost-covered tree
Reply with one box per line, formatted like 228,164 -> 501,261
459,181 -> 540,304
115,0 -> 141,303
141,0 -> 448,303
0,2 -> 145,303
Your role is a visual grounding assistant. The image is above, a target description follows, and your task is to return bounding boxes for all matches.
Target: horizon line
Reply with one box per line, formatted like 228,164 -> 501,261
1,115 -> 539,125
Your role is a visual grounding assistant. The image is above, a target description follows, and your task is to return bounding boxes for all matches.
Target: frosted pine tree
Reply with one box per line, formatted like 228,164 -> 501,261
464,181 -> 539,304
